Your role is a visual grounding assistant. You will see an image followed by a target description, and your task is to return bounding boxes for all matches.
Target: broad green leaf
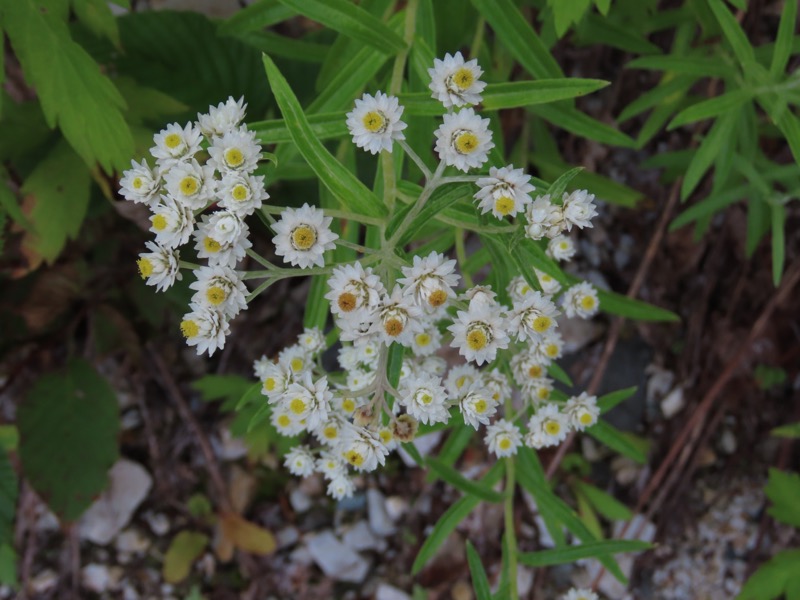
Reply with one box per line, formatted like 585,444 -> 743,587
19,140 -> 91,264
4,0 -> 133,173
707,0 -> 755,67
163,531 -> 209,584
276,0 -> 405,54
668,88 -> 750,129
531,104 -> 636,147
262,54 -> 386,217
771,203 -> 786,285
593,287 -> 679,322
218,0 -> 296,35
426,457 -> 505,503
574,481 -> 633,521
598,387 -> 638,414
0,544 -> 15,587
518,539 -> 652,566
394,184 -> 473,245
19,359 -> 120,522
681,108 -> 738,200
771,0 -> 798,77
471,0 -> 563,79
765,468 -> 800,528
466,541 -> 492,600
738,549 -> 800,600
412,462 -> 504,574
587,421 -> 647,464
71,0 -> 120,46
772,422 -> 800,439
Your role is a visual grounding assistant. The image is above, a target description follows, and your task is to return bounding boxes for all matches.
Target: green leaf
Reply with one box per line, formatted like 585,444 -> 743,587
217,0 -> 296,35
277,0 -> 405,53
626,55 -> 735,78
251,113 -> 347,144
518,539 -> 652,566
262,54 -> 386,218
304,275 -> 331,330
668,89 -> 750,129
471,0 -> 563,79
0,449 -> 17,546
19,359 -> 120,522
531,104 -> 636,147
574,481 -> 633,521
234,31 -> 330,64
0,544 -> 16,587
412,462 -> 504,574
426,457 -> 505,503
598,387 -> 638,414
433,422 -> 475,476
483,79 -> 609,109
19,140 -> 91,264
577,13 -> 663,55
771,203 -> 786,285
71,0 -> 120,47
4,0 -> 133,173
707,0 -> 755,67
775,111 -> 800,169
549,0 -> 592,37
771,0 -> 797,78
738,549 -> 800,600
386,343 -> 405,391
547,166 -> 585,199
163,531 -> 209,584
191,375 -> 252,405
466,541 -> 492,600
594,287 -> 679,322
765,468 -> 800,528
772,422 -> 800,439
587,421 -> 647,464
682,108 -> 739,200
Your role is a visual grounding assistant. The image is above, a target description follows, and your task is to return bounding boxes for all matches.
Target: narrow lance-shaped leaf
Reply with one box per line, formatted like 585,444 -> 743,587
771,0 -> 798,78
466,541 -> 493,600
426,457 -> 506,503
518,539 -> 652,567
707,0 -> 756,67
668,88 -> 751,130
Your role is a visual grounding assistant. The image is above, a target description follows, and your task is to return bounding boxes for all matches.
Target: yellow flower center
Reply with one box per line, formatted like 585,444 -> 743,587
362,110 -> 387,133
541,274 -> 553,283
418,392 -> 433,405
277,414 -> 291,427
341,398 -> 356,413
290,357 -> 304,372
289,398 -> 307,415
151,214 -> 168,231
232,183 -> 249,201
203,237 -> 221,253
528,365 -> 543,378
180,319 -> 199,338
498,438 -> 512,451
455,375 -> 472,389
580,412 -> 594,426
263,377 -> 276,392
164,133 -> 182,149
580,296 -> 597,311
137,258 -> 153,278
428,289 -> 448,307
494,196 -> 515,216
206,286 -> 226,305
224,147 -> 245,168
323,426 -> 338,439
179,176 -> 199,196
474,399 -> 488,414
537,387 -> 550,400
379,430 -> 393,444
132,177 -> 143,190
545,344 -> 559,358
384,318 -> 404,337
415,333 -> 431,347
466,324 -> 491,350
560,242 -> 569,250
532,315 -> 552,333
544,420 -> 561,436
345,450 -> 364,467
291,225 -> 317,250
452,67 -> 475,90
337,292 -> 357,312
454,131 -> 479,154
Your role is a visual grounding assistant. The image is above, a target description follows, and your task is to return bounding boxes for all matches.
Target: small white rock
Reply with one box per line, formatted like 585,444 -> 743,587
276,526 -> 300,549
342,520 -> 386,552
306,531 -> 370,583
718,429 -> 737,455
81,564 -> 122,593
143,512 -> 170,536
376,583 -> 412,600
29,569 -> 58,594
384,496 -> 409,522
213,425 -> 248,461
367,489 -> 396,536
115,528 -> 151,557
289,489 -> 313,513
661,387 -> 685,419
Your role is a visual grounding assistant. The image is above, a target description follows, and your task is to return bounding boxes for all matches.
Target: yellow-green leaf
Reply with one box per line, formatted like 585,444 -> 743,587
163,531 -> 209,584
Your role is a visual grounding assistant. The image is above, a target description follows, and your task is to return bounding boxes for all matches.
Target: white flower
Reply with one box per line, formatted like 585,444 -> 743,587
297,327 -> 325,355
340,428 -> 389,472
524,195 -> 565,240
338,310 -> 380,346
434,108 -> 494,172
428,51 -> 486,108
327,473 -> 356,500
532,330 -> 564,365
313,413 -> 355,446
376,425 -> 397,450
180,302 -> 230,356
398,373 -> 450,425
259,361 -> 293,401
345,368 -> 374,392
526,403 -> 569,448
547,235 -> 576,262
474,165 -> 535,219
194,211 -> 252,268
150,122 -> 202,168
272,203 -> 338,269
150,196 -> 195,248
326,262 -> 385,320
485,420 -> 522,457
284,445 -> 315,477
448,302 -> 510,366
278,344 -> 313,375
197,96 -> 247,138
460,383 -> 497,429
163,159 -> 216,210
136,241 -> 181,292
397,251 -> 460,311
507,292 -> 560,342
189,265 -> 247,319
507,275 -> 537,304
316,450 -> 347,480
563,588 -> 598,600
346,91 -> 407,154
272,409 -> 306,436
445,364 -> 481,399
332,394 -> 364,416
207,126 -> 261,174
482,369 -> 511,404
523,377 -> 554,404
564,392 -> 599,431
217,172 -> 269,216
372,286 -> 423,347
536,269 -> 562,296
410,326 -> 442,357
562,189 -> 597,231
280,372 -> 333,431
511,352 -> 548,386
562,282 -> 600,318
119,159 -> 160,205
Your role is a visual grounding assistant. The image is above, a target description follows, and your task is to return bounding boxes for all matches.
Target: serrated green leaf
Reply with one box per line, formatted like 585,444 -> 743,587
262,54 -> 386,218
531,104 -> 636,147
518,539 -> 652,566
71,0 -> 120,47
574,481 -> 633,521
587,421 -> 647,463
163,531 -> 209,584
19,359 -> 119,522
738,549 -> 800,600
669,88 -> 750,129
471,0 -> 562,79
707,0 -> 755,67
466,541 -> 492,600
217,0 -> 296,35
20,140 -> 91,264
765,468 -> 800,528
426,457 -> 505,503
771,0 -> 797,78
412,462 -> 504,574
277,0 -> 405,53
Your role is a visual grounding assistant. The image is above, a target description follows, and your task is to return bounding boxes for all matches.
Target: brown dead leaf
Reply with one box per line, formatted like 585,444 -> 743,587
219,511 -> 276,556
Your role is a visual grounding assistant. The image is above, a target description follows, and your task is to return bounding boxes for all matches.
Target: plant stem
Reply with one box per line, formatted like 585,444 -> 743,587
438,175 -> 481,185
455,228 -> 475,288
386,159 -> 446,247
178,260 -> 202,270
245,247 -> 276,269
504,456 -> 519,600
246,277 -> 274,303
470,16 -> 486,60
335,239 -> 379,254
398,140 -> 432,181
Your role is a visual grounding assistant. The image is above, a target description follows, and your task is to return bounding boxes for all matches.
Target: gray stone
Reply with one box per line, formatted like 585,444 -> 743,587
306,531 -> 370,583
